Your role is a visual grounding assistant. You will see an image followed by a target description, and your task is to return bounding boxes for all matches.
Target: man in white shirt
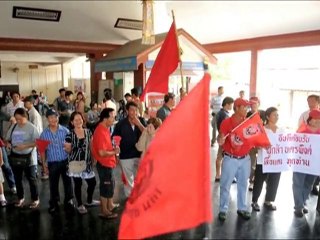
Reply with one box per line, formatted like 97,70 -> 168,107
23,96 -> 43,134
210,86 -> 224,146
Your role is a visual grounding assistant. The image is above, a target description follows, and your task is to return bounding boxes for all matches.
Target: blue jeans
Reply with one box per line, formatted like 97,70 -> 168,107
1,147 -> 16,189
292,172 -> 316,210
219,154 -> 251,212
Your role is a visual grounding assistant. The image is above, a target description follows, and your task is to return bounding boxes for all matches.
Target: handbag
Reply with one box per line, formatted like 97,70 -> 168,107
68,160 -> 86,174
9,151 -> 32,168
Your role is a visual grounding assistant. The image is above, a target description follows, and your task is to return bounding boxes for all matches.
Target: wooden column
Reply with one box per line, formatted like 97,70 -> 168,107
89,53 -> 103,103
134,63 -> 145,94
249,49 -> 258,98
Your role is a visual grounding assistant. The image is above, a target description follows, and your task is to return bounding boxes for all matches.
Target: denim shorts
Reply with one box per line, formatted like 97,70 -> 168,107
96,162 -> 114,198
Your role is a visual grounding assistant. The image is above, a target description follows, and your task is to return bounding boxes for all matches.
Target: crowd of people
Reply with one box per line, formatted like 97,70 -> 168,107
210,87 -> 320,220
0,87 -> 178,220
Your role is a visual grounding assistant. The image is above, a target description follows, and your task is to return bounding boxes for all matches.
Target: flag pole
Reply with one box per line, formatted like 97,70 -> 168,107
171,10 -> 184,90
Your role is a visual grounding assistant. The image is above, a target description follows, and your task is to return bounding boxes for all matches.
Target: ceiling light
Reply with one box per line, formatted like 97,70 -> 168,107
12,6 -> 61,22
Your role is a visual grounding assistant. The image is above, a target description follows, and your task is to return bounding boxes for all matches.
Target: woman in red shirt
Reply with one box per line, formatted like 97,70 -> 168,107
92,108 -> 120,219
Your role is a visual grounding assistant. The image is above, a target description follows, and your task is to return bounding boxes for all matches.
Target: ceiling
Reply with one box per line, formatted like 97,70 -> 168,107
0,1 -> 319,63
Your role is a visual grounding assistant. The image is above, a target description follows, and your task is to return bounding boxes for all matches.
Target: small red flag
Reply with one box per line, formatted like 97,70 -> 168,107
232,113 -> 271,148
36,138 -> 50,154
118,73 -> 212,239
140,21 -> 180,101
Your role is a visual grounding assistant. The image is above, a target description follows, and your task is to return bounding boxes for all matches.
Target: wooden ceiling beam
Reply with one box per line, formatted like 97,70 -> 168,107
203,30 -> 320,54
0,37 -> 121,54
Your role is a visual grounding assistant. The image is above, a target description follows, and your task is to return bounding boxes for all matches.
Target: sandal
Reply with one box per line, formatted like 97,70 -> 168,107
29,200 -> 40,209
99,212 -> 118,219
109,203 -> 120,212
15,199 -> 25,208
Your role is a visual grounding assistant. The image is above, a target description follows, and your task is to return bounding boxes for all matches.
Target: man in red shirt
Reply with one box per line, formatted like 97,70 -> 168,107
217,98 -> 253,221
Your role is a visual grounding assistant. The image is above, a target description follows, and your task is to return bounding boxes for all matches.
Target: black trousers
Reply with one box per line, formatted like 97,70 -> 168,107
12,165 -> 38,201
48,161 -> 73,206
73,177 -> 96,206
252,164 -> 281,203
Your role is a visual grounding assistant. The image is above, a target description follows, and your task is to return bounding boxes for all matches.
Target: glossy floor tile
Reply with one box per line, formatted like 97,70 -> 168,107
0,144 -> 319,239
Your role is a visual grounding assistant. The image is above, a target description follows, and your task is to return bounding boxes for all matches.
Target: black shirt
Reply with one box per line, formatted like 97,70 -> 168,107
112,117 -> 146,159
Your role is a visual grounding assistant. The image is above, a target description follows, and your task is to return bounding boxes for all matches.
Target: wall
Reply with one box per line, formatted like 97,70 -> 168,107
0,57 -> 91,105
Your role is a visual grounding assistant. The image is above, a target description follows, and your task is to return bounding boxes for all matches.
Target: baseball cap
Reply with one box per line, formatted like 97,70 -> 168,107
309,109 -> 320,119
46,109 -> 59,118
234,98 -> 252,108
23,95 -> 35,104
249,96 -> 260,104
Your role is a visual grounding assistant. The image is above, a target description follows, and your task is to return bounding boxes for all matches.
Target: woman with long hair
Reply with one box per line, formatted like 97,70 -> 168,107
91,108 -> 120,219
75,92 -> 86,115
64,111 -> 99,214
251,107 -> 282,211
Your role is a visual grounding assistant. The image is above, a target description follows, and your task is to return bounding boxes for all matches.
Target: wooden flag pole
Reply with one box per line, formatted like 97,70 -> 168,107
171,10 -> 184,90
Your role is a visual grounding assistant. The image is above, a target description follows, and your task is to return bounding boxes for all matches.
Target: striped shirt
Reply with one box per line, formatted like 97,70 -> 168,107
40,125 -> 69,162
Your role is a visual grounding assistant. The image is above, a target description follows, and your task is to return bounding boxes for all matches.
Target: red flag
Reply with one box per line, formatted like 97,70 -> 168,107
232,113 -> 270,148
140,21 -> 180,101
118,73 -> 212,239
36,138 -> 50,154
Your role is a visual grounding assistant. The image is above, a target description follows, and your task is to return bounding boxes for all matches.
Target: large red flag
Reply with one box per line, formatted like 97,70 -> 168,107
232,112 -> 271,148
140,21 -> 180,101
118,73 -> 212,239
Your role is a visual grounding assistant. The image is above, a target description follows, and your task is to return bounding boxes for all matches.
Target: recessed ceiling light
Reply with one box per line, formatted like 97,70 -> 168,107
12,6 -> 61,22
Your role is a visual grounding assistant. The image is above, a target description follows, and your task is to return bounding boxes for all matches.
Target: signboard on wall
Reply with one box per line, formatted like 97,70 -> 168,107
74,79 -> 86,93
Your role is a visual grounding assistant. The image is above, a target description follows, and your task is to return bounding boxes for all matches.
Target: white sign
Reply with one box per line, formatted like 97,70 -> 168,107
262,133 -> 320,176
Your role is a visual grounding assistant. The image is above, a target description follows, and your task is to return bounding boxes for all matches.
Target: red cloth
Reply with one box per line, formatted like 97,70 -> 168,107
91,124 -> 116,168
118,73 -> 212,239
0,138 -> 5,148
221,113 -> 270,156
140,21 -> 180,101
297,122 -> 320,134
35,139 -> 50,154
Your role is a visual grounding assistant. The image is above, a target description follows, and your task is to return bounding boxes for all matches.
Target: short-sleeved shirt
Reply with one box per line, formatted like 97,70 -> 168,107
92,123 -> 116,168
216,108 -> 230,131
210,95 -> 224,114
220,115 -> 252,157
40,125 -> 69,162
156,105 -> 171,122
6,122 -> 40,165
112,117 -> 146,159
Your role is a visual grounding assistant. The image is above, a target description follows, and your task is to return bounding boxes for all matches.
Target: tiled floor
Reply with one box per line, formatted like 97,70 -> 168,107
0,144 -> 319,239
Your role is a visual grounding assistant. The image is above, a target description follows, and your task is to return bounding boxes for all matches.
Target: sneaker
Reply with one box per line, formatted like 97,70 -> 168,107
77,205 -> 88,214
264,202 -> 277,211
311,187 -> 319,195
10,187 -> 17,194
85,200 -> 100,207
248,183 -> 254,191
294,209 -> 304,218
218,212 -> 227,221
303,207 -> 309,214
41,174 -> 49,180
251,202 -> 260,211
0,200 -> 7,207
48,204 -> 59,214
237,210 -> 251,220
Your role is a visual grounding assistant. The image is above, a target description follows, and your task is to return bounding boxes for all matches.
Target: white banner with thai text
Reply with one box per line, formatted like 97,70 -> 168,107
262,132 -> 320,175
